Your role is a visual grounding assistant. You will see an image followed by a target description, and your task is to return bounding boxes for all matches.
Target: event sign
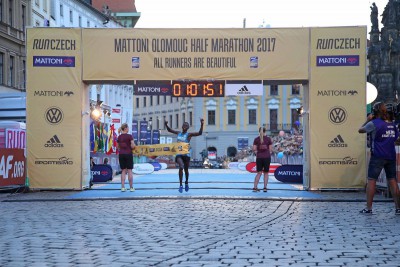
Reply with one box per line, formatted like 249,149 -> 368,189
0,149 -> 26,187
274,164 -> 303,183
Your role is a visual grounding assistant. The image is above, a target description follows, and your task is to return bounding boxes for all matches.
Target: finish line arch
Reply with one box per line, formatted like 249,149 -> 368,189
26,27 -> 367,190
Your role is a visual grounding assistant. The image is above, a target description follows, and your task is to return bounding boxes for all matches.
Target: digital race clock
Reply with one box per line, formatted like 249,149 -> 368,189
171,80 -> 225,97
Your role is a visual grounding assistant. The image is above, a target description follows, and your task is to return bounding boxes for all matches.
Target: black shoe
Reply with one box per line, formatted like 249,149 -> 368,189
360,208 -> 372,214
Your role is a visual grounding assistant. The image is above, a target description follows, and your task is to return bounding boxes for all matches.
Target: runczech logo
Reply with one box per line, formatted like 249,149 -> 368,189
45,107 -> 63,125
328,106 -> 347,125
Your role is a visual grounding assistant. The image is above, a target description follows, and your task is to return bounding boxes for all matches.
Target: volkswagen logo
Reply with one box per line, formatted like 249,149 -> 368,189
45,107 -> 63,125
328,106 -> 347,124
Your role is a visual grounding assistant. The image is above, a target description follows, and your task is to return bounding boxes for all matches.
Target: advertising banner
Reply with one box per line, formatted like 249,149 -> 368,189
132,120 -> 138,142
26,28 -> 84,189
5,129 -> 26,149
308,27 -> 366,189
134,80 -> 172,96
152,130 -> 160,144
139,121 -> 148,144
82,28 -> 309,81
0,149 -> 26,187
132,142 -> 190,157
225,82 -> 263,96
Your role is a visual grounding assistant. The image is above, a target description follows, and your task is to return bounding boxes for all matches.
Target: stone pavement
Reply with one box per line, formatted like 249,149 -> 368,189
1,169 -> 399,266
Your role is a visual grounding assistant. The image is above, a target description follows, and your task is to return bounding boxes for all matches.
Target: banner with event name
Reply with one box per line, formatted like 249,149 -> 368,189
26,28 -> 85,189
132,142 -> 189,157
82,28 -> 309,81
308,27 -> 366,189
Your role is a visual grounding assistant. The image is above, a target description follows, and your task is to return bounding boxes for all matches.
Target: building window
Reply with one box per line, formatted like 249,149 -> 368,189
150,96 -> 153,106
228,110 -> 236,124
8,0 -> 12,26
248,109 -> 256,124
175,114 -> 179,128
69,10 -> 73,23
189,111 -> 193,126
163,116 -> 166,129
0,52 -> 3,84
164,95 -> 166,104
87,21 -> 90,27
60,4 -> 63,17
22,59 -> 26,89
270,109 -> 278,131
182,113 -> 185,124
169,115 -> 173,128
21,5 -> 25,30
0,0 -> 3,22
78,16 -> 81,27
157,95 -> 160,105
291,108 -> 300,125
208,110 -> 215,125
143,97 -> 146,107
136,98 -> 139,108
292,84 -> 300,95
270,85 -> 278,96
8,55 -> 14,87
170,96 -> 173,103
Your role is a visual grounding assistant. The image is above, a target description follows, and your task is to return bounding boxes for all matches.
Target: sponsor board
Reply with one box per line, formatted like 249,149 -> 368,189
149,162 -> 162,171
274,164 -> 303,184
159,162 -> 168,170
133,163 -> 154,175
228,162 -> 239,169
33,56 -> 75,67
91,164 -> 113,182
0,149 -> 26,187
316,55 -> 359,66
245,162 -> 281,174
238,162 -> 250,171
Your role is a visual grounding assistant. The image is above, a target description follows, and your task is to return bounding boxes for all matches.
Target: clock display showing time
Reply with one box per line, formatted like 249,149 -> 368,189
171,80 -> 225,97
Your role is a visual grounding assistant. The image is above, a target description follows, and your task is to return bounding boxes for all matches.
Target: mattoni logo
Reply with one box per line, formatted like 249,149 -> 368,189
45,107 -> 64,125
316,55 -> 359,66
44,135 -> 64,148
33,56 -> 75,67
317,90 -> 358,97
328,106 -> 347,125
237,85 -> 251,95
34,90 -> 74,97
328,134 -> 348,147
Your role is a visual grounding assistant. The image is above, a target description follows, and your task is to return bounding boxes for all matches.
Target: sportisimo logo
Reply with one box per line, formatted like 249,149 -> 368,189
44,135 -> 64,148
316,55 -> 359,66
33,56 -> 75,67
34,156 -> 73,165
328,135 -> 348,147
237,85 -> 251,95
319,156 -> 358,165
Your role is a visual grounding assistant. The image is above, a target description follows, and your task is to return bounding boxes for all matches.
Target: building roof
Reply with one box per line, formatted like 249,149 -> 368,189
92,0 -> 137,13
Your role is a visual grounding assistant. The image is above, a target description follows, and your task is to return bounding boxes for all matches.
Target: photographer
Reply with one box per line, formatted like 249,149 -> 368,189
358,102 -> 400,215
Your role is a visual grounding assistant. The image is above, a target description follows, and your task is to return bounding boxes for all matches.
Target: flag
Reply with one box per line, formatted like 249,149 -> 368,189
106,124 -> 116,155
93,122 -> 100,153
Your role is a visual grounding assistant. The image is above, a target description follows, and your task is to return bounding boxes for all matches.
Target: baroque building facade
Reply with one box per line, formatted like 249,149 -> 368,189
133,84 -> 303,160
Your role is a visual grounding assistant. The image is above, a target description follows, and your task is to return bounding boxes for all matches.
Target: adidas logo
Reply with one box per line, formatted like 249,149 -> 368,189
237,85 -> 251,95
45,135 -> 64,148
328,134 -> 347,147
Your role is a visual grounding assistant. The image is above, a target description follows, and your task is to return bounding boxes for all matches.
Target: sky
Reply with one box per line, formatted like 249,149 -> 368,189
135,0 -> 389,33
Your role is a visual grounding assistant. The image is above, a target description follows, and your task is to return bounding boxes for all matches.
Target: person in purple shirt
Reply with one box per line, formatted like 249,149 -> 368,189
359,102 -> 400,215
117,123 -> 136,192
252,127 -> 273,192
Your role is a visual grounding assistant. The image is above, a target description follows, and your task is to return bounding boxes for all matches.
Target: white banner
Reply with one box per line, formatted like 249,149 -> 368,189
225,83 -> 263,96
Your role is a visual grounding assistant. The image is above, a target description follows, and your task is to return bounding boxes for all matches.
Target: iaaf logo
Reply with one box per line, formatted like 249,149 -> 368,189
0,155 -> 24,179
33,56 -> 75,67
319,156 -> 357,165
328,134 -> 348,148
316,55 -> 359,66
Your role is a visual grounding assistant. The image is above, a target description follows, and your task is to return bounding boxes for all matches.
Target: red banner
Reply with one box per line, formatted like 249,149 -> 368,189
0,149 -> 26,187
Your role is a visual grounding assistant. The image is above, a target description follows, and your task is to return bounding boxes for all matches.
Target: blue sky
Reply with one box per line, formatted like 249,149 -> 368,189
135,0 -> 388,32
